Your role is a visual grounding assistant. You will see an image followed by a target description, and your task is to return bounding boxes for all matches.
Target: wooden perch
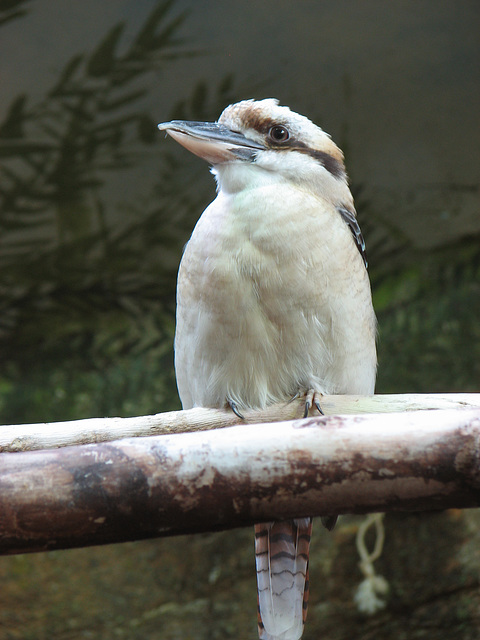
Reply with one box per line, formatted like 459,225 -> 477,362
1,405 -> 479,556
1,393 -> 479,453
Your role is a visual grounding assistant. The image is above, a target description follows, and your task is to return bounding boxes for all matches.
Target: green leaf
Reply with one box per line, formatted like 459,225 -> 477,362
0,139 -> 55,157
137,114 -> 157,144
0,94 -> 27,138
49,54 -> 84,97
129,0 -> 176,53
0,0 -> 31,27
98,88 -> 147,112
87,23 -> 125,77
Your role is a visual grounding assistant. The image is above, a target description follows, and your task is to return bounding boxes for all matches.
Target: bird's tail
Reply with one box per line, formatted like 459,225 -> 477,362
255,518 -> 312,640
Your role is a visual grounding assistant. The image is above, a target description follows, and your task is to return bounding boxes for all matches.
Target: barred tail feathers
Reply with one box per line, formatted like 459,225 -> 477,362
255,518 -> 312,640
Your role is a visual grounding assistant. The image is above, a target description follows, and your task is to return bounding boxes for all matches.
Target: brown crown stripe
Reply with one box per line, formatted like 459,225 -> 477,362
238,111 -> 277,134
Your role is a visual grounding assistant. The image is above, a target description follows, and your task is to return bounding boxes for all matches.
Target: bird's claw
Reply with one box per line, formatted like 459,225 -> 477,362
287,391 -> 301,404
228,399 -> 245,420
303,389 -> 324,418
304,393 -> 336,531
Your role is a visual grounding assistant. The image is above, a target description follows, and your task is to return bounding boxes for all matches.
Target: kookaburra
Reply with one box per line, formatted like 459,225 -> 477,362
158,99 -> 377,640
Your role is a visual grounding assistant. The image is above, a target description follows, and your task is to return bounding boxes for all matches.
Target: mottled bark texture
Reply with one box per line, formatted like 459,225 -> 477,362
1,407 -> 479,555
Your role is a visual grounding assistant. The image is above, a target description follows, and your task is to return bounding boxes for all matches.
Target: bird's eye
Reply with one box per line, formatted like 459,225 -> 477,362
268,125 -> 290,143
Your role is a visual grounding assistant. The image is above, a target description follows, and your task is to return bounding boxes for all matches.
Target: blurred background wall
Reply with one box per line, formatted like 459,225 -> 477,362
0,1 -> 479,638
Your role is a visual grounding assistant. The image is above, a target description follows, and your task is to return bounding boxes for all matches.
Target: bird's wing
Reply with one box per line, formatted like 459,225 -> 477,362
255,518 -> 312,640
336,206 -> 367,268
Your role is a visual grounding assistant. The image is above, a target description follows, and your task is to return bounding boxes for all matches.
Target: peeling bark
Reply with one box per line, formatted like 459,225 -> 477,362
1,393 -> 479,453
0,408 -> 479,555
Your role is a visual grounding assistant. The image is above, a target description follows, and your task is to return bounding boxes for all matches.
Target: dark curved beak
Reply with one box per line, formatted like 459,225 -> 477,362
157,120 -> 264,164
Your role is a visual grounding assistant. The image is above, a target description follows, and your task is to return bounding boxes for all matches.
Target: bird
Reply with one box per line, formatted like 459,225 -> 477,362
158,98 -> 377,640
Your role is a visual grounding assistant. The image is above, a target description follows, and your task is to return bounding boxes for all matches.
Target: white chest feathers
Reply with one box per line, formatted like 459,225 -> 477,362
174,178 -> 377,410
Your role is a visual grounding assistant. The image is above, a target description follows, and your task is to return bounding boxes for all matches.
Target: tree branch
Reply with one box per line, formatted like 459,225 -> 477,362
1,405 -> 479,555
1,393 -> 479,453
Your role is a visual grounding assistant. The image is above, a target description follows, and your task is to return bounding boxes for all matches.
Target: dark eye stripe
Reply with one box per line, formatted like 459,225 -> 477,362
242,113 -> 346,179
292,142 -> 346,179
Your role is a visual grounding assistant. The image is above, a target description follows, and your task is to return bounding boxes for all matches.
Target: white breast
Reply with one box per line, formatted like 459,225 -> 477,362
174,180 -> 376,410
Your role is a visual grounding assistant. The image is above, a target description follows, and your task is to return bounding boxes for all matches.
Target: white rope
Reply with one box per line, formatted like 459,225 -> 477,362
353,513 -> 389,614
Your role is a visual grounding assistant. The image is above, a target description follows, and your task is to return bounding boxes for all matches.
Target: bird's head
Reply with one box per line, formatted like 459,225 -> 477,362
158,98 -> 350,202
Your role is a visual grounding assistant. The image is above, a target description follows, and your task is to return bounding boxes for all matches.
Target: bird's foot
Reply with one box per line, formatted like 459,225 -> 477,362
292,392 -> 334,530
303,389 -> 324,418
227,398 -> 245,420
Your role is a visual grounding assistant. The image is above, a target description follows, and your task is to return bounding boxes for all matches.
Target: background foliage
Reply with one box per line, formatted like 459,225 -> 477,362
1,1 -> 479,425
